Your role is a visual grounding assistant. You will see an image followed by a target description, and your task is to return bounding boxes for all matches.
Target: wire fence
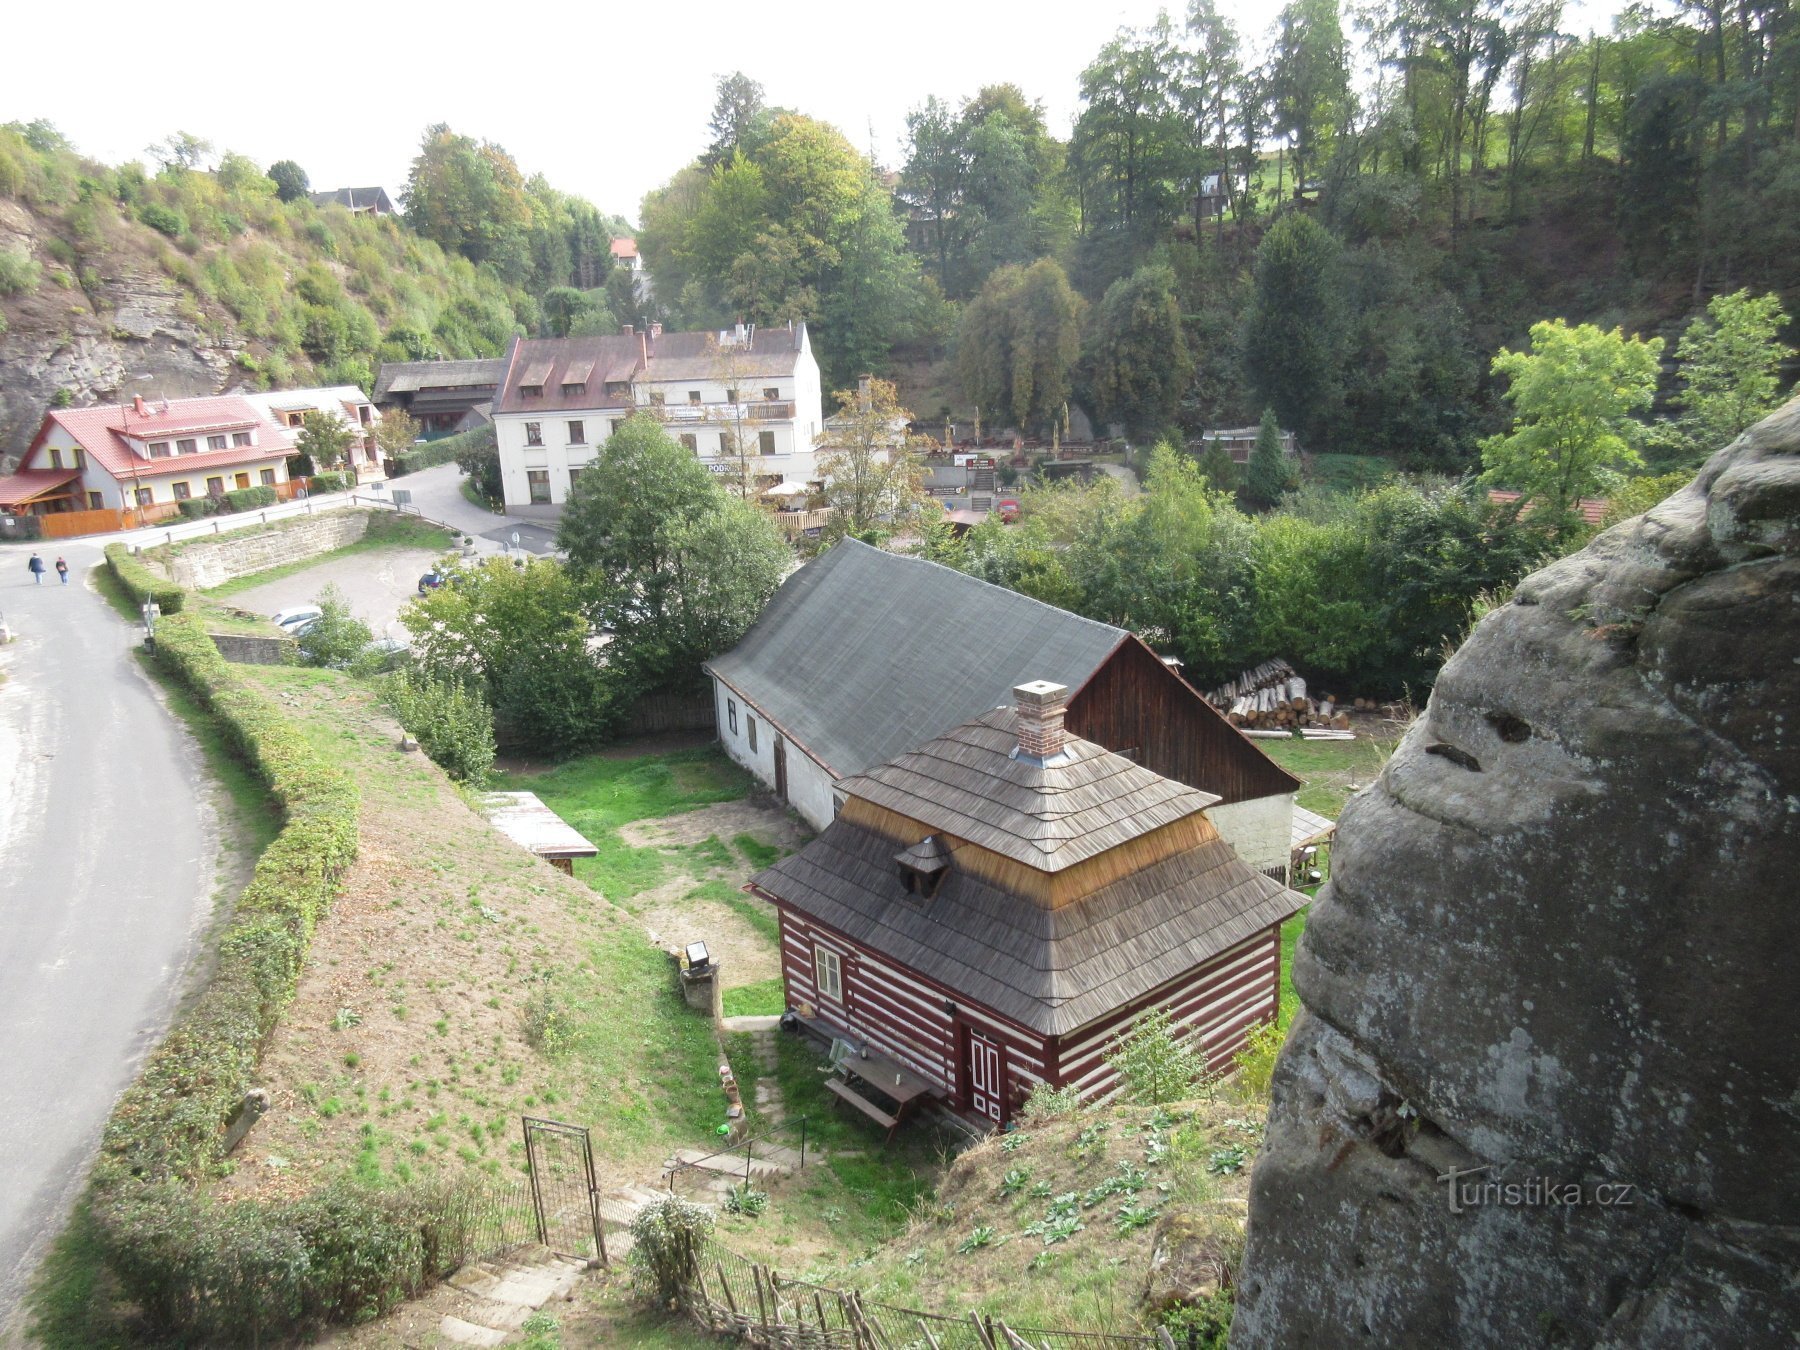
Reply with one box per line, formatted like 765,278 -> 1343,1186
448,1176 -> 539,1264
680,1237 -> 1166,1349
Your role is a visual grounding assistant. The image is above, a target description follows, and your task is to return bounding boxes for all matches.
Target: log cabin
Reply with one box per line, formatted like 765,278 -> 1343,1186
707,539 -> 1303,880
748,680 -> 1307,1127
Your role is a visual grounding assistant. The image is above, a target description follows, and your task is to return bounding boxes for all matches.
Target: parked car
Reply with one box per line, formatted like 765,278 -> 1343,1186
360,636 -> 410,671
418,571 -> 445,595
272,605 -> 323,631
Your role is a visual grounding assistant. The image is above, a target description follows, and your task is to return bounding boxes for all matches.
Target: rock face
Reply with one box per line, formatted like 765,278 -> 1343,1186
1233,406 -> 1800,1347
0,199 -> 235,467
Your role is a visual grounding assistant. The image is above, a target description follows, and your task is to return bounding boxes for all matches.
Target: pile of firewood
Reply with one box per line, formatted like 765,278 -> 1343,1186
1204,659 -> 1354,736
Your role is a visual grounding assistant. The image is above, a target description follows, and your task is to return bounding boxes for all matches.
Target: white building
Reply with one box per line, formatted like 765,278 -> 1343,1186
240,386 -> 384,481
491,323 -> 824,519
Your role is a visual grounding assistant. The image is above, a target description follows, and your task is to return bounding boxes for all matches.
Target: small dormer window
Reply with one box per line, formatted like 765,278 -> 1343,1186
562,382 -> 585,397
895,835 -> 951,900
521,383 -> 543,398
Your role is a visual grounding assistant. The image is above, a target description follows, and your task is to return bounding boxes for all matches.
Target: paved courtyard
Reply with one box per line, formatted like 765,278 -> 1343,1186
227,546 -> 445,640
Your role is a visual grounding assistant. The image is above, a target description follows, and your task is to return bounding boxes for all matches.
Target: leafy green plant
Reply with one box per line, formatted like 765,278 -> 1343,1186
1206,1145 -> 1248,1176
1231,1019 -> 1286,1101
295,585 -> 372,669
1104,1008 -> 1211,1105
382,669 -> 496,787
998,1167 -> 1031,1197
954,1224 -> 997,1254
0,245 -> 40,296
1114,1201 -> 1160,1234
1019,1081 -> 1082,1123
627,1195 -> 714,1304
723,1183 -> 768,1217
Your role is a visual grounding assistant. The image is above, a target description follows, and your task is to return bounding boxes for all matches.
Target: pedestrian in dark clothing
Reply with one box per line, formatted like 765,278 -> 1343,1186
27,553 -> 45,584
55,556 -> 69,585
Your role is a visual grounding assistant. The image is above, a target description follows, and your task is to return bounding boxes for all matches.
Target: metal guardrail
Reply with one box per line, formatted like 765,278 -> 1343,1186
662,1114 -> 812,1191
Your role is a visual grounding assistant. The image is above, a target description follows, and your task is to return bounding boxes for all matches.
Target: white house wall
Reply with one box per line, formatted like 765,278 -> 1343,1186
712,676 -> 837,829
1205,793 -> 1295,878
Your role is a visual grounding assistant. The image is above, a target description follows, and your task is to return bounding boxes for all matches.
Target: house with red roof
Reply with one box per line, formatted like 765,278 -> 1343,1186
0,394 -> 297,526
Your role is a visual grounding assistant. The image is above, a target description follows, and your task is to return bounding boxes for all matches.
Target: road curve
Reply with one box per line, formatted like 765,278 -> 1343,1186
0,545 -> 215,1324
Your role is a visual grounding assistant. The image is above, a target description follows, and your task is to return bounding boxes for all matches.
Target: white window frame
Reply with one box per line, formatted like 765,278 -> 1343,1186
814,945 -> 843,1003
727,699 -> 738,735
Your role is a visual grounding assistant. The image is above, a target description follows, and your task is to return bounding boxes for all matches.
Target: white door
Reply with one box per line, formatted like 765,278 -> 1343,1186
967,1030 -> 1003,1123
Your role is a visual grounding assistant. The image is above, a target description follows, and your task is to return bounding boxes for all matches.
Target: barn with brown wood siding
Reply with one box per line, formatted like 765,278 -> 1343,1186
748,680 -> 1307,1127
707,539 -> 1302,880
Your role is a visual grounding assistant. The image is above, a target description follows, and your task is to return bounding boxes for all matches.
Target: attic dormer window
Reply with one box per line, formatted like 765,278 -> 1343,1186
561,382 -> 585,396
895,835 -> 951,900
521,383 -> 543,398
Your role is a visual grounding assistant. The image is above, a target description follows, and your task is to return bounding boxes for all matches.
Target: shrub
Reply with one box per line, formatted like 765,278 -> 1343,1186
1231,1019 -> 1286,1101
0,245 -> 40,296
381,668 -> 496,786
223,484 -> 278,513
1019,1082 -> 1083,1124
296,585 -> 372,668
103,543 -> 184,613
628,1195 -> 713,1305
1104,1007 -> 1212,1106
309,471 -> 348,494
178,496 -> 220,519
136,201 -> 186,237
0,513 -> 42,541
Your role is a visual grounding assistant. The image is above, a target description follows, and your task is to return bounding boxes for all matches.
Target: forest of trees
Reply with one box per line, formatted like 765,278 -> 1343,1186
632,1 -> 1800,472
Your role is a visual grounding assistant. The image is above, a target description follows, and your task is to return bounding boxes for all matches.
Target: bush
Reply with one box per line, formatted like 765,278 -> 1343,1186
177,496 -> 220,519
391,425 -> 484,477
1019,1082 -> 1084,1124
0,513 -> 43,541
628,1195 -> 713,1305
103,543 -> 185,613
381,668 -> 496,786
296,585 -> 373,668
0,245 -> 40,296
223,484 -> 278,512
1104,1007 -> 1212,1105
309,471 -> 348,494
1230,1019 -> 1286,1101
136,201 -> 186,237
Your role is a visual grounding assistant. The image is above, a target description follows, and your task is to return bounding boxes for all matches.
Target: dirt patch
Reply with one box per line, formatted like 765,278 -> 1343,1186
636,879 -> 781,989
619,798 -> 808,852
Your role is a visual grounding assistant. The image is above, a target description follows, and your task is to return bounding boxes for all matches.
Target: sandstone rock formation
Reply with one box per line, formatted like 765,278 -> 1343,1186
0,199 -> 235,467
1233,405 -> 1800,1346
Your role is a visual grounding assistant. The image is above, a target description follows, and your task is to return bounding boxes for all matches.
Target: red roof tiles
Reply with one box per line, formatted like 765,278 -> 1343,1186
21,397 -> 297,480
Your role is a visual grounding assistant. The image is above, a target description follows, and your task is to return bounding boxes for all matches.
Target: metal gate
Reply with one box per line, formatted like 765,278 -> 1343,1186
522,1116 -> 607,1265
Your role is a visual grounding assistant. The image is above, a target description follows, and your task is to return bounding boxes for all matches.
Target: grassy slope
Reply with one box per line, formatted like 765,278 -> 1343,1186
216,669 -> 727,1199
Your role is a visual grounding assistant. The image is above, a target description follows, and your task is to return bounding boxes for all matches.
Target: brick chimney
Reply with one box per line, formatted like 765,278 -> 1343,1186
133,394 -> 148,416
649,322 -> 663,340
620,324 -> 634,336
1012,680 -> 1070,761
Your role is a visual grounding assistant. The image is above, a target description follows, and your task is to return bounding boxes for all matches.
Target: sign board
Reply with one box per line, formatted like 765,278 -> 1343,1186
391,489 -> 412,509
510,532 -> 520,546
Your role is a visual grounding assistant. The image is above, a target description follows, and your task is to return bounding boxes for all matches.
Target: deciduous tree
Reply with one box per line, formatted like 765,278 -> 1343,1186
1663,289 -> 1796,465
955,259 -> 1085,433
1086,262 -> 1193,439
816,379 -> 926,539
295,410 -> 356,471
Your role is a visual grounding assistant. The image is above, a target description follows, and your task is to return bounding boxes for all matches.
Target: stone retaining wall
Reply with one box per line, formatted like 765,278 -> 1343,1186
169,511 -> 372,590
209,633 -> 295,666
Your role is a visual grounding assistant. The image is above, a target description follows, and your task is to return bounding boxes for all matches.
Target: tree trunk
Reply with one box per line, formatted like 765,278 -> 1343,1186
1583,43 -> 1601,163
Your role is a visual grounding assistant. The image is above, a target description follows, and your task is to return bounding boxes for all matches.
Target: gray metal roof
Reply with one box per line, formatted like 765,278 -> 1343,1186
374,359 -> 507,399
707,541 -> 1129,777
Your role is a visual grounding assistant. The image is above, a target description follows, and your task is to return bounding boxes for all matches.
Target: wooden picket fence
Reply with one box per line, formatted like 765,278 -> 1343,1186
683,1239 -> 1164,1350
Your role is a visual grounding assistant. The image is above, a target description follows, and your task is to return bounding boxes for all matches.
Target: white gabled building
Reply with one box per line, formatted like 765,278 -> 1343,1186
491,322 -> 824,519
240,385 -> 385,481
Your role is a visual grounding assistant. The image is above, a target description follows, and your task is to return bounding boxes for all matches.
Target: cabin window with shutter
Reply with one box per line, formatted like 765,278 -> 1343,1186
727,699 -> 738,735
814,946 -> 843,1003
747,716 -> 758,753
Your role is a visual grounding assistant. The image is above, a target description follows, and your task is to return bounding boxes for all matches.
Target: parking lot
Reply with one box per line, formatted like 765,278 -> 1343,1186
226,547 -> 444,640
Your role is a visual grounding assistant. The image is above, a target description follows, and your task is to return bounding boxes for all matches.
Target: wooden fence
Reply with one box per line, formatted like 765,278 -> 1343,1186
683,1240 -> 1161,1350
622,689 -> 717,736
37,503 -> 180,538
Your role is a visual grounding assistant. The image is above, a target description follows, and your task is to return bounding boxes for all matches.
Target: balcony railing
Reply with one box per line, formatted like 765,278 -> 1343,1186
652,401 -> 795,424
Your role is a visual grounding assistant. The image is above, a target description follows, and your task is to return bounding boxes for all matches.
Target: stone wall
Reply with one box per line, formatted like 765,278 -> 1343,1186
1232,405 -> 1800,1347
209,633 -> 295,666
169,511 -> 372,590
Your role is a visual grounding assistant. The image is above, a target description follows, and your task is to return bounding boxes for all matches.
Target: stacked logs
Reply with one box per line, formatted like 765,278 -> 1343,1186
1204,658 -> 1355,736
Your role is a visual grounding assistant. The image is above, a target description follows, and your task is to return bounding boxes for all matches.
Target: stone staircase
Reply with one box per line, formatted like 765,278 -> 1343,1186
435,1245 -> 589,1347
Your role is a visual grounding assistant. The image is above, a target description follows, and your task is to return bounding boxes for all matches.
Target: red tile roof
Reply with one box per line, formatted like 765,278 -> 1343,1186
610,237 -> 638,259
22,397 -> 297,479
0,468 -> 81,506
1487,488 -> 1608,527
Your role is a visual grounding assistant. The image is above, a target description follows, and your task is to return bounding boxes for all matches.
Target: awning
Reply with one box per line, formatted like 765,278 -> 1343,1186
0,468 -> 82,508
762,480 -> 810,498
1291,804 -> 1337,850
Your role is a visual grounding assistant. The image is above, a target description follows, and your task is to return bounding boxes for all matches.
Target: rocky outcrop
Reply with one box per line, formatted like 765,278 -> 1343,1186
0,199 -> 236,467
1233,405 -> 1800,1347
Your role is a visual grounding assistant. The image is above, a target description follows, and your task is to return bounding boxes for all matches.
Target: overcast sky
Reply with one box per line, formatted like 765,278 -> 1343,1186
8,0 -> 1636,228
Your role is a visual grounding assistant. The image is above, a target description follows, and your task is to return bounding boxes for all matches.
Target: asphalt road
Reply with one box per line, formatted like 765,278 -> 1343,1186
0,546 -> 214,1326
393,463 -> 560,555
226,545 -> 445,640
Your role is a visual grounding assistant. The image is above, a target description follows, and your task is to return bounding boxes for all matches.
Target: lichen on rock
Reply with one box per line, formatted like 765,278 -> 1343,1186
1232,402 -> 1800,1347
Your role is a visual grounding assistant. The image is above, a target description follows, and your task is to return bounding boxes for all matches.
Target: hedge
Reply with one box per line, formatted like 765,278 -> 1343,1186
224,484 -> 278,512
78,607 -> 477,1337
389,426 -> 482,477
104,542 -> 185,613
310,470 -> 348,494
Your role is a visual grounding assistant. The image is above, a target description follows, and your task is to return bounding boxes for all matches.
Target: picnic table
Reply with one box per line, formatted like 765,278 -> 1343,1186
825,1048 -> 935,1144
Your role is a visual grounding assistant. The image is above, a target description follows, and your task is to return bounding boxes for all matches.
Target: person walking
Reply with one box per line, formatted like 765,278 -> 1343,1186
54,556 -> 69,585
27,553 -> 45,585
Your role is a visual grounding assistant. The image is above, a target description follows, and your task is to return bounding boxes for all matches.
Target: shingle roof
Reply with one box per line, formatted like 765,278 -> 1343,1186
841,710 -> 1219,871
1487,488 -> 1608,527
374,359 -> 506,399
753,810 -> 1303,1036
706,540 -> 1128,777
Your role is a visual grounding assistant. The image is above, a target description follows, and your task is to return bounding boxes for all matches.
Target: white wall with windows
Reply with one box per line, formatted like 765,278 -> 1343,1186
711,675 -> 837,829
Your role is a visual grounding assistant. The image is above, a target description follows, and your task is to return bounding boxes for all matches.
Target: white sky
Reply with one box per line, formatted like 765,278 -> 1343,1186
6,0 -> 1633,228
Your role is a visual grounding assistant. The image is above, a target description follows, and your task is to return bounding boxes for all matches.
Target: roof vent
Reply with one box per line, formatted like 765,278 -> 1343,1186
1011,680 -> 1071,764
895,834 -> 951,899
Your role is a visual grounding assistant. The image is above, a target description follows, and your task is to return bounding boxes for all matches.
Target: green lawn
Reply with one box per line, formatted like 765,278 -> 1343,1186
1255,735 -> 1393,819
721,977 -> 786,1018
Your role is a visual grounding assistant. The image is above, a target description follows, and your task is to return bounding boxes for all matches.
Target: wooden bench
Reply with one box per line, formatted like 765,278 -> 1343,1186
825,1076 -> 899,1133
